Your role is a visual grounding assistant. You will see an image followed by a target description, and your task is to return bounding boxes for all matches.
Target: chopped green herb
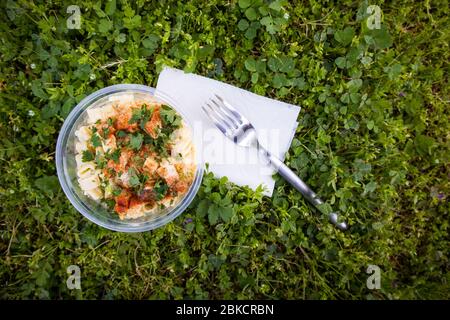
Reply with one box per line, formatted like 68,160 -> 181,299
128,168 -> 140,187
141,106 -> 152,130
160,105 -> 181,127
153,179 -> 169,200
143,134 -> 153,144
129,107 -> 144,124
95,152 -> 106,169
102,126 -> 110,139
129,133 -> 143,150
128,104 -> 153,126
133,155 -> 144,167
117,130 -> 127,138
128,112 -> 140,124
107,148 -> 121,163
112,187 -> 122,196
82,150 -> 95,162
105,199 -> 115,210
139,173 -> 149,185
90,133 -> 102,148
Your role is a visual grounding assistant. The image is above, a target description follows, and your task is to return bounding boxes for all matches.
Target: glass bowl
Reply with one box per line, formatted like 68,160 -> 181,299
56,84 -> 204,232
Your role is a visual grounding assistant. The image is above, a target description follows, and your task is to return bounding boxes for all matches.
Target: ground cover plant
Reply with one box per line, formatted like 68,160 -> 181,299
0,0 -> 449,299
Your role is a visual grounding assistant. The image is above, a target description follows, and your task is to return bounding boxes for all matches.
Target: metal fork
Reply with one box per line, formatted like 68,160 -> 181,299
202,95 -> 348,231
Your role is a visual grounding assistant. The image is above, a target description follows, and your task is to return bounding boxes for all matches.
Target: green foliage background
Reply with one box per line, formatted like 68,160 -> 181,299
0,0 -> 449,299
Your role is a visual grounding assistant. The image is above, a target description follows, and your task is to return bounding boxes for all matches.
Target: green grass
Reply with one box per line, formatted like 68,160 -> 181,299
0,0 -> 449,299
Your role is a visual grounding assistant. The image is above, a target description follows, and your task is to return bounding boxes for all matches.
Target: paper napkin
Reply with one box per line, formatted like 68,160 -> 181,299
155,67 -> 301,197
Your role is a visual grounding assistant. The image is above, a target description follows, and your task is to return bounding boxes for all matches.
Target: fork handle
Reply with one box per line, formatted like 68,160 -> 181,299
259,148 -> 348,231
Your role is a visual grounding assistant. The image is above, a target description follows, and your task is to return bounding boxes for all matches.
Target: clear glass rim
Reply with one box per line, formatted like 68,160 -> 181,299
56,84 -> 204,232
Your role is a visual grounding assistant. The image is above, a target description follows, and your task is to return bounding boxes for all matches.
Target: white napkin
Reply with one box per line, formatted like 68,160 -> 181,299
155,67 -> 300,197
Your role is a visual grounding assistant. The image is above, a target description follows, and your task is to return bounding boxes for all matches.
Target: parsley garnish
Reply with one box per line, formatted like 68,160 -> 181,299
105,199 -> 115,210
153,179 -> 169,200
90,133 -> 102,148
81,150 -> 95,162
129,133 -> 143,150
107,148 -> 121,163
95,152 -> 106,169
133,155 -> 145,167
129,106 -> 145,124
102,126 -> 110,139
128,104 -> 153,127
160,104 -> 181,127
140,106 -> 152,130
117,130 -> 127,138
112,187 -> 122,197
128,168 -> 140,187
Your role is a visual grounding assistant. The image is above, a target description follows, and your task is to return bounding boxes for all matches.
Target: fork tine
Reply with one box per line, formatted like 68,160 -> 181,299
201,105 -> 228,135
205,102 -> 235,130
214,94 -> 243,122
210,99 -> 240,128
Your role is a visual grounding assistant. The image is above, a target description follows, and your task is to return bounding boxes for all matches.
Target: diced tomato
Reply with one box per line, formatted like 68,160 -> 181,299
114,191 -> 131,214
102,168 -> 111,178
129,196 -> 144,208
116,107 -> 138,132
107,149 -> 132,172
173,180 -> 189,193
107,159 -> 118,171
